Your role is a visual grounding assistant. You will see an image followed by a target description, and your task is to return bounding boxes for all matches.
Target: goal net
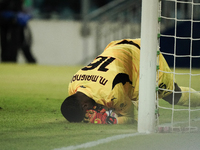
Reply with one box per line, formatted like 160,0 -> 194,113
157,0 -> 200,133
138,0 -> 200,133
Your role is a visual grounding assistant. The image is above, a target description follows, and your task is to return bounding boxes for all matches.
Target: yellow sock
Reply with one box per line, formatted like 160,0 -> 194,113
177,86 -> 200,107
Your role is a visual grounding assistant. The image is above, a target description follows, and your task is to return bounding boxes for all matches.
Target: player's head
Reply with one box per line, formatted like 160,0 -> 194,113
61,92 -> 96,122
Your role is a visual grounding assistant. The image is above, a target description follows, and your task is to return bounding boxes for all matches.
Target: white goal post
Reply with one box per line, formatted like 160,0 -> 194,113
138,0 -> 160,133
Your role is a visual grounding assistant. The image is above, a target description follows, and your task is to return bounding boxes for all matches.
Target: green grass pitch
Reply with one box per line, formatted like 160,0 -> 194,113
0,64 -> 200,150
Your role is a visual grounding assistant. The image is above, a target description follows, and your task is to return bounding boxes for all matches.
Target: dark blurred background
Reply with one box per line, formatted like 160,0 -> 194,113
0,0 -> 199,67
32,0 -> 114,20
15,0 -> 200,68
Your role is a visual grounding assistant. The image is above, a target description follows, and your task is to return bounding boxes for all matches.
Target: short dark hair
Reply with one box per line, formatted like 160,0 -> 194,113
61,94 -> 84,122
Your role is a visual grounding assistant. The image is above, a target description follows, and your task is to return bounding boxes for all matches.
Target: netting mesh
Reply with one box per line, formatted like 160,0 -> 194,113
157,0 -> 200,133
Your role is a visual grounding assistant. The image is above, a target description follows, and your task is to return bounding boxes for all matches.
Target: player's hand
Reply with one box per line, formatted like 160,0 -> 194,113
83,108 -> 117,124
83,109 -> 107,124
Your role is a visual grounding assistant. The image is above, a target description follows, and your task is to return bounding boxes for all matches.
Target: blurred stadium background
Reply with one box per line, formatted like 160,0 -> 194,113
1,1 -> 200,149
9,0 -> 199,67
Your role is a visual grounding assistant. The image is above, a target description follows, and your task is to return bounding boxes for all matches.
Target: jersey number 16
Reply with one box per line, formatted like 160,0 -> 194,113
81,56 -> 115,72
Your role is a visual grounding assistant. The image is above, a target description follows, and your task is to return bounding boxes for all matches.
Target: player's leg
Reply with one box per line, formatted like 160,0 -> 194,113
20,26 -> 36,63
162,83 -> 200,107
158,53 -> 200,107
177,86 -> 200,107
0,25 -> 9,61
162,83 -> 182,105
157,52 -> 177,102
8,26 -> 20,62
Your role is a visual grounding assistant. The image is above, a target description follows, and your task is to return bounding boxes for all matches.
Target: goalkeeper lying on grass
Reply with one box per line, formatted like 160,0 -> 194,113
61,39 -> 200,124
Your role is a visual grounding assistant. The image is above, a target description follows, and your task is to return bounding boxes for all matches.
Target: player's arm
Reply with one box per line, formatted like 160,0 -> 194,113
115,101 -> 136,124
83,106 -> 118,124
83,102 -> 136,124
111,83 -> 136,124
84,96 -> 138,124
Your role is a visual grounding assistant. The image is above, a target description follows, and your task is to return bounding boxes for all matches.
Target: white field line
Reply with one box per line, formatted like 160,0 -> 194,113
54,132 -> 146,150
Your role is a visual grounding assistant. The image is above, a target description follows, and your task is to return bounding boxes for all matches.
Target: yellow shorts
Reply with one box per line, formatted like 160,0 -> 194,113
157,53 -> 175,99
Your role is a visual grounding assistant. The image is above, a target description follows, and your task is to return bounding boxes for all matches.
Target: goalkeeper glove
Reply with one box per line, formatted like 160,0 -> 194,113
83,107 -> 117,124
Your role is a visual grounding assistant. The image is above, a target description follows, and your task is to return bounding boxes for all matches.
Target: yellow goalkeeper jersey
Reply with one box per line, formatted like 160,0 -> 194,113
68,39 -> 174,124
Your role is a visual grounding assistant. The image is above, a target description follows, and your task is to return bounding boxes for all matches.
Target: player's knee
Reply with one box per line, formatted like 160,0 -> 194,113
163,83 -> 182,105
